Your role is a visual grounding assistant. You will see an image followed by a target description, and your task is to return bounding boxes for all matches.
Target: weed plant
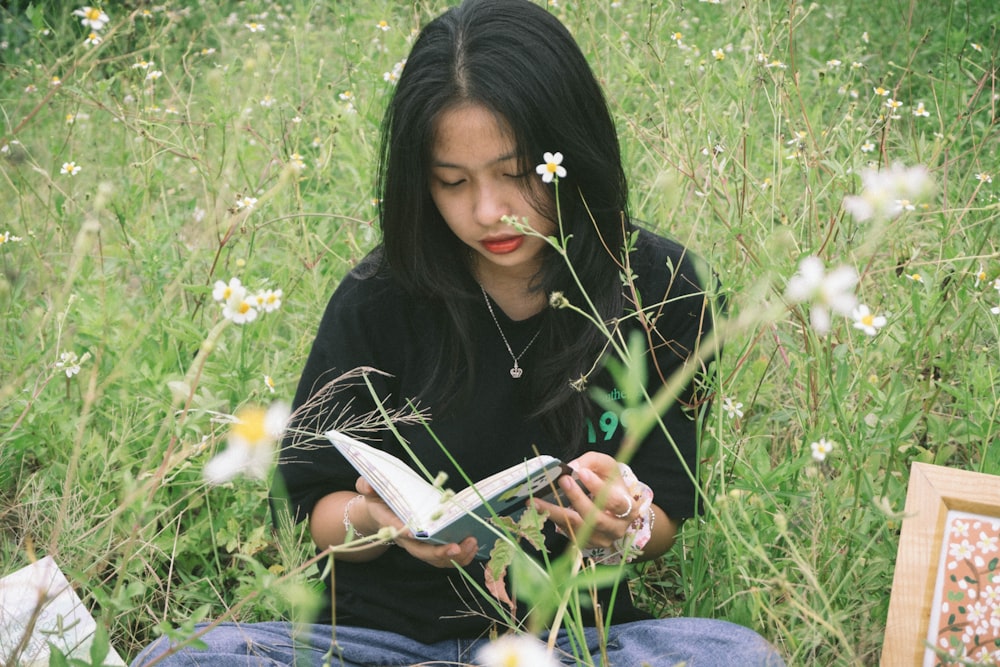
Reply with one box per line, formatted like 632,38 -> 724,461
1,1 -> 998,665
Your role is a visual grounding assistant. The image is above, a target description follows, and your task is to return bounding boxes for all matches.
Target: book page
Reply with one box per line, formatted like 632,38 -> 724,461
423,456 -> 565,534
326,430 -> 446,531
0,556 -> 125,666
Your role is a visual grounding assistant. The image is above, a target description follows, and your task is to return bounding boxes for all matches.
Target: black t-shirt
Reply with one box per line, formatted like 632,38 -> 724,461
275,227 -> 713,642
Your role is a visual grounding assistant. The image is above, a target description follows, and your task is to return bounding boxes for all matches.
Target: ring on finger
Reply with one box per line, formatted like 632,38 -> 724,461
613,496 -> 634,520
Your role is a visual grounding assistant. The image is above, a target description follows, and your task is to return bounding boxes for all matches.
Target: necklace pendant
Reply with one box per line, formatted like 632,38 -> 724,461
510,366 -> 524,379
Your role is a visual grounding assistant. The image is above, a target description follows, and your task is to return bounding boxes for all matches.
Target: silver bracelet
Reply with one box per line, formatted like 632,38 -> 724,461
343,494 -> 368,538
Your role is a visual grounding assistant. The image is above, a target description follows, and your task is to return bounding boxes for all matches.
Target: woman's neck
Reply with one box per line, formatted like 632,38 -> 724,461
476,270 -> 547,321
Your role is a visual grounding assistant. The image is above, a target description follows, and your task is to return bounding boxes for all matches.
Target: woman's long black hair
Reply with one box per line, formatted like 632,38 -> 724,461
375,0 -> 631,455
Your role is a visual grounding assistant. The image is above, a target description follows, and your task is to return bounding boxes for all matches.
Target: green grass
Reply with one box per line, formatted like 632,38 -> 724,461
1,1 -> 998,665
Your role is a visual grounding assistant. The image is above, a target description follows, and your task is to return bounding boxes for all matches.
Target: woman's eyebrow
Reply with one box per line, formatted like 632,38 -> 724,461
431,152 -> 519,169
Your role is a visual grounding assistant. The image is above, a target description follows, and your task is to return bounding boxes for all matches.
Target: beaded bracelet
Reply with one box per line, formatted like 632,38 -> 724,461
580,463 -> 655,565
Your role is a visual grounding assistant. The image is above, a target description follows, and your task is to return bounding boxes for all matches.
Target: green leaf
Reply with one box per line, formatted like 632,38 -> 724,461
89,624 -> 110,665
26,3 -> 46,31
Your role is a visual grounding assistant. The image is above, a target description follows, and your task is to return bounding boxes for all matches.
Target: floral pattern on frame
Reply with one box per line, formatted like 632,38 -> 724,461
927,510 -> 1000,666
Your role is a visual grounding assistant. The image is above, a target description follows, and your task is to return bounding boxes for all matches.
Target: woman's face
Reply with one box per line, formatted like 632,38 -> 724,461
428,104 -> 555,287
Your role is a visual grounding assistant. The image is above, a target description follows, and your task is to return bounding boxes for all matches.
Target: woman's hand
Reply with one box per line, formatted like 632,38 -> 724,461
355,478 -> 480,568
531,451 -> 640,550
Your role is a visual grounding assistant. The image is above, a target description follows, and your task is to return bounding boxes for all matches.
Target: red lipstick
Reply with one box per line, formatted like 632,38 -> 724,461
481,236 -> 524,254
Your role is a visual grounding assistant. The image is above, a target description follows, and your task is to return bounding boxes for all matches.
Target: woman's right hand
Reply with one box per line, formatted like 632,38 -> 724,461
355,478 -> 480,568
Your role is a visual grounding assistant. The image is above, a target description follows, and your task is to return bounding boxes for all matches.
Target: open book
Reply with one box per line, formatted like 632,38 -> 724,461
326,429 -> 568,559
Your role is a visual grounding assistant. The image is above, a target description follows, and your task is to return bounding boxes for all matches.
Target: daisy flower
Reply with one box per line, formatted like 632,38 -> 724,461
810,438 -> 835,462
73,6 -> 110,31
974,264 -> 988,288
235,195 -> 258,211
213,277 -> 243,303
376,20 -> 390,31
60,161 -> 82,176
476,635 -> 559,667
976,172 -> 993,184
535,152 -> 567,183
84,32 -> 102,46
255,288 -> 283,313
722,397 -> 744,419
245,22 -> 265,33
1,231 -> 24,245
222,287 -> 258,325
204,403 -> 290,484
264,375 -> 276,394
55,351 -> 90,377
842,163 -> 933,222
851,304 -> 887,336
785,256 -> 859,335
913,102 -> 930,117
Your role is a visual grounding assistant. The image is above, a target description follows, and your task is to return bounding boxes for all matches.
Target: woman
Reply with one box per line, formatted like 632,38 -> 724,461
134,0 -> 783,664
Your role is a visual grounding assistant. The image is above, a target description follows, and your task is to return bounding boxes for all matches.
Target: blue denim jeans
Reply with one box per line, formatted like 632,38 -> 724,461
130,618 -> 785,666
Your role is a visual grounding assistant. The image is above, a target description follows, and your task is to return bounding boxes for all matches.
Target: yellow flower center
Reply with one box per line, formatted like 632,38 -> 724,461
232,407 -> 268,444
861,313 -> 874,327
546,162 -> 557,174
86,8 -> 101,20
238,301 -> 252,314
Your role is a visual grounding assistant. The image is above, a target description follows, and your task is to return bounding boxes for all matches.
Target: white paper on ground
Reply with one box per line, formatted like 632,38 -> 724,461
0,556 -> 125,666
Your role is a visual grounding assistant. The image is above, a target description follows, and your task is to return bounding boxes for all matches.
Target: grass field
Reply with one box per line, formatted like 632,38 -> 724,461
1,1 -> 998,665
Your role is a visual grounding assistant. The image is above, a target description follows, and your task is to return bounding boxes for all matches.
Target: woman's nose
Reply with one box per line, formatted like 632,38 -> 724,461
474,181 -> 512,226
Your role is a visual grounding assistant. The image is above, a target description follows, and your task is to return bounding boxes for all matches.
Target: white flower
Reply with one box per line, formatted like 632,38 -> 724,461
73,6 -> 110,31
722,396 -> 744,419
235,195 -> 258,211
222,286 -> 258,325
810,438 -> 835,462
842,163 -> 934,222
535,152 -> 566,183
476,635 -> 560,667
851,304 -> 887,336
213,277 -> 243,303
254,288 -> 283,313
785,256 -> 859,334
60,161 -> 82,176
204,403 -> 290,484
245,22 -> 265,33
55,351 -> 83,377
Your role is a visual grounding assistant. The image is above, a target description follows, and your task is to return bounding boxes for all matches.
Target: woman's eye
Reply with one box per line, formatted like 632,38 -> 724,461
505,172 -> 529,180
439,178 -> 465,188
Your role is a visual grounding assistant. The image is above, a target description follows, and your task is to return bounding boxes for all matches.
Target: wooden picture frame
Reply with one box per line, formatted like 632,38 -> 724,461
882,462 -> 1000,666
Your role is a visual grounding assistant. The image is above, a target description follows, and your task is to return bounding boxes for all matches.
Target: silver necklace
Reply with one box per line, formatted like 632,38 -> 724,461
480,285 -> 542,379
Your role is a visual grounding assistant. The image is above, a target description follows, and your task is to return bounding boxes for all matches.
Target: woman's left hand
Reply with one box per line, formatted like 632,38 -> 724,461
531,451 -> 640,550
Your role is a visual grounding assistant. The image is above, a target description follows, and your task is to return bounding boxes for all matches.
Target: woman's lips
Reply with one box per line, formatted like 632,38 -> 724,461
481,235 -> 524,254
